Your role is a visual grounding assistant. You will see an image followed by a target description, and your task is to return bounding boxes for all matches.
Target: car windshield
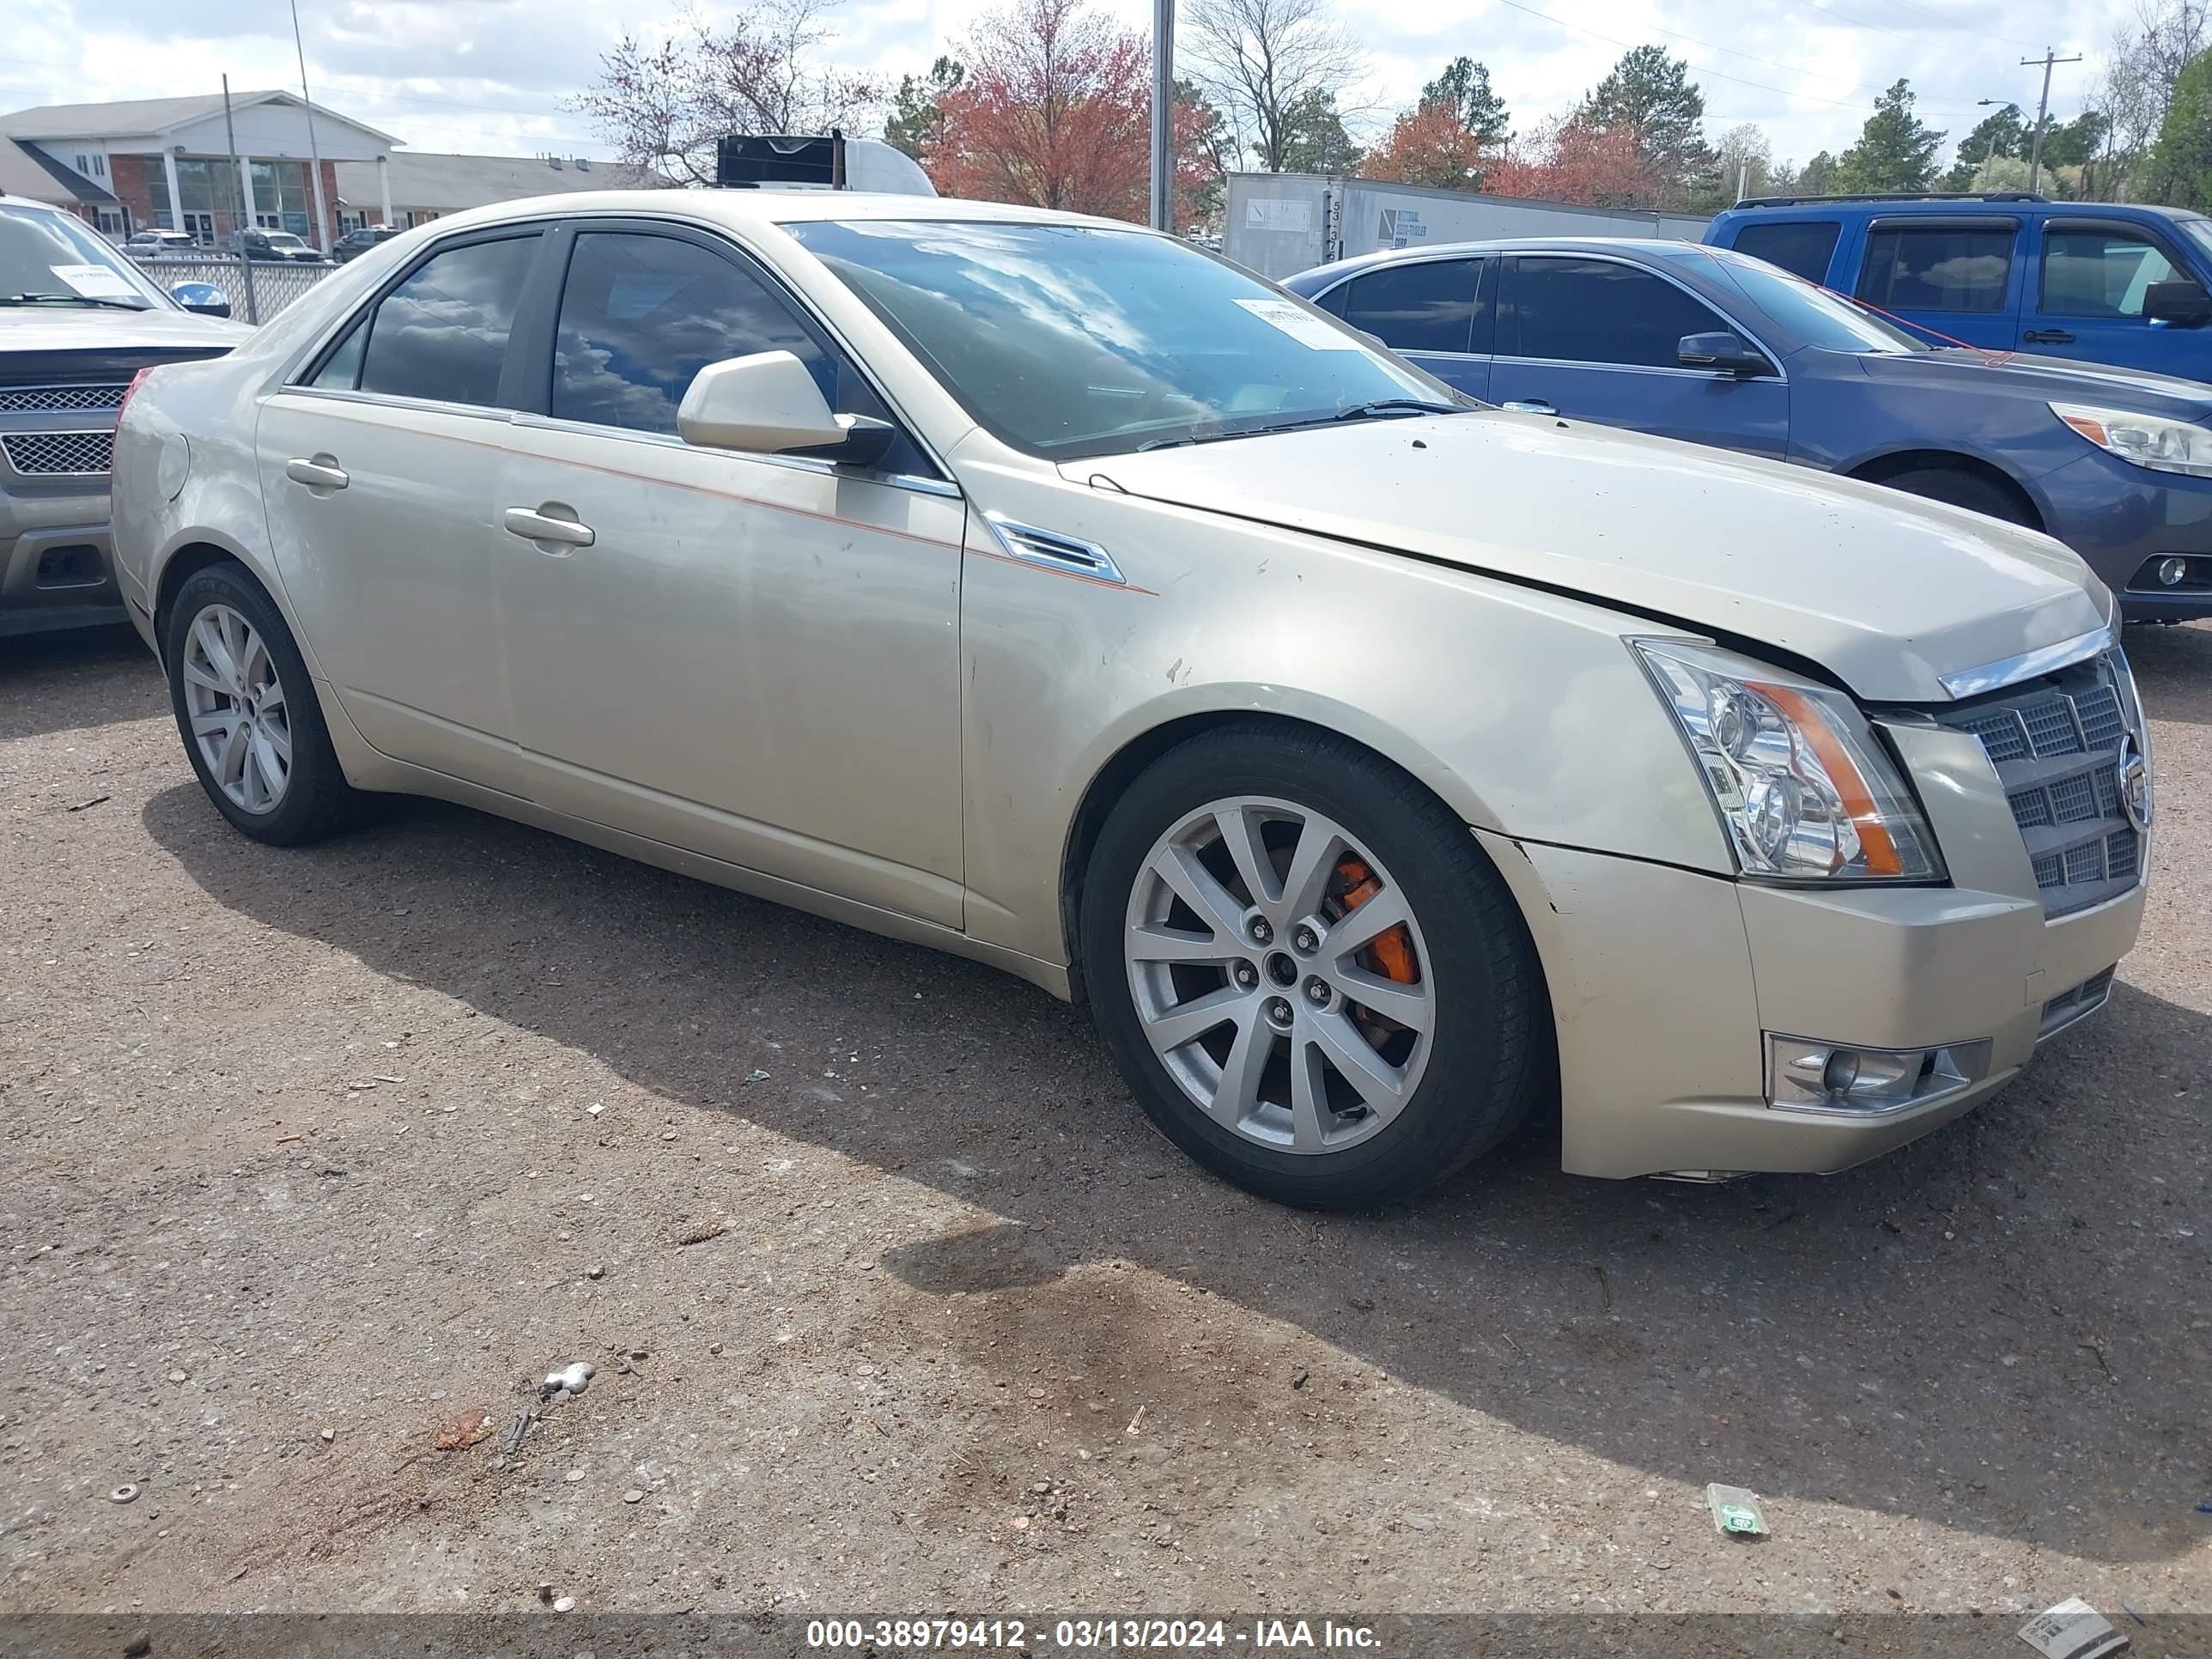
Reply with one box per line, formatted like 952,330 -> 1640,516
268,234 -> 305,247
1705,248 -> 1921,354
0,204 -> 163,308
785,219 -> 1460,459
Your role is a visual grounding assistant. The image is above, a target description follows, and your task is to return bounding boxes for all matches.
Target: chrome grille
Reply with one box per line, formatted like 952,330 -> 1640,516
0,383 -> 127,413
2,431 -> 113,476
1937,651 -> 2145,920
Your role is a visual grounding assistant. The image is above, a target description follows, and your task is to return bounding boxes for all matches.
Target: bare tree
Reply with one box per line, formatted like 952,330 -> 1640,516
2091,0 -> 2206,195
1181,0 -> 1367,172
575,0 -> 878,186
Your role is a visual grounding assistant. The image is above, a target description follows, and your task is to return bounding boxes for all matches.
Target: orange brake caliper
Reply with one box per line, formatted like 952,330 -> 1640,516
1334,857 -> 1419,985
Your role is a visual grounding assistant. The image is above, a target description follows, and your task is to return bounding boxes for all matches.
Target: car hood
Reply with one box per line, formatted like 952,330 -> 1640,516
0,307 -> 251,353
1856,345 -> 2212,416
1077,411 -> 2108,703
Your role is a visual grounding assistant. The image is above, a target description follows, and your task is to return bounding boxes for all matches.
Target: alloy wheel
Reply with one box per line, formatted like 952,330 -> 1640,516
1122,796 -> 1435,1154
180,602 -> 292,814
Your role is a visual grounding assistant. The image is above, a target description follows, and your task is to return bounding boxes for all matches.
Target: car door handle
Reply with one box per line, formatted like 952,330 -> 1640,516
1499,399 -> 1556,416
2022,328 -> 2075,344
283,455 -> 349,490
502,505 -> 596,548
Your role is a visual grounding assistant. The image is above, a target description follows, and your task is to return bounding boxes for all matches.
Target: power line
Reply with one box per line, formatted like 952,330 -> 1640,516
1485,0 -> 1883,109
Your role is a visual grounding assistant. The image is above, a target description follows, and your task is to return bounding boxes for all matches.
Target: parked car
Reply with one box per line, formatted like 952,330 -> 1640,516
332,225 -> 398,264
112,191 -> 2148,1208
235,228 -> 322,264
1703,191 -> 2212,381
1,193 -> 246,638
1286,237 -> 2212,623
124,228 -> 199,258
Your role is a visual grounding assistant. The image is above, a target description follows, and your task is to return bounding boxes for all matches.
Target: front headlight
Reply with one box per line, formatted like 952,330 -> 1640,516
2051,401 -> 2212,477
1633,640 -> 1942,883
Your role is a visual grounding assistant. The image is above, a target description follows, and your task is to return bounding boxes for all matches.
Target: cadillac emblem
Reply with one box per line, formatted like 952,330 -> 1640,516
2118,738 -> 2153,833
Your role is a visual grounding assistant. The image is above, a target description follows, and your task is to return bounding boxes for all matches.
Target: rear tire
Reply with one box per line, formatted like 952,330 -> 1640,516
1879,465 -> 2033,526
1080,722 -> 1544,1210
162,561 -> 367,846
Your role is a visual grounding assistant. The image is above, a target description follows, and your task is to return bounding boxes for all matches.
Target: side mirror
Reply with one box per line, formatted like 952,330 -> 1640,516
2145,280 -> 2212,328
1679,331 -> 1771,377
170,282 -> 231,319
676,350 -> 892,466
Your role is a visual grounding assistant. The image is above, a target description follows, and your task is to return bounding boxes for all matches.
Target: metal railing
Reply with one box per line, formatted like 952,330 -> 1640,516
128,253 -> 337,324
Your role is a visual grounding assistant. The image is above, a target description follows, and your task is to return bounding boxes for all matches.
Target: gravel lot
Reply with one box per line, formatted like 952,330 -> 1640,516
1,620 -> 2206,1621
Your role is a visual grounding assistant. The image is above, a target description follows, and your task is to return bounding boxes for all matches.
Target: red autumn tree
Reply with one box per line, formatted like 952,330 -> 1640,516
1486,114 -> 1658,208
1363,104 -> 1492,191
929,0 -> 1215,225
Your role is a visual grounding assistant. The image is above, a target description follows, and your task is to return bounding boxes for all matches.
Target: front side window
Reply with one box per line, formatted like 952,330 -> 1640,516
785,220 -> 1451,460
2041,224 -> 2184,318
551,232 -> 827,433
349,234 -> 538,407
1503,257 -> 1734,368
1727,220 -> 1841,285
1340,259 -> 1482,355
1858,223 -> 2015,313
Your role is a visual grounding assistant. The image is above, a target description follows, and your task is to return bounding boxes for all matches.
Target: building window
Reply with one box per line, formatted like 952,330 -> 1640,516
94,207 -> 127,238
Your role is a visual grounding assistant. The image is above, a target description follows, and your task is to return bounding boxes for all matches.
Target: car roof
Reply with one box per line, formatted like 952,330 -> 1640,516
1291,236 -> 1715,288
413,187 -> 1152,241
1714,195 -> 2206,225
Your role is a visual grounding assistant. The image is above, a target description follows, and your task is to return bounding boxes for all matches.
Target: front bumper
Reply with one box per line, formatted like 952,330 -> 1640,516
1481,713 -> 2148,1180
0,491 -> 123,637
2041,451 -> 2212,623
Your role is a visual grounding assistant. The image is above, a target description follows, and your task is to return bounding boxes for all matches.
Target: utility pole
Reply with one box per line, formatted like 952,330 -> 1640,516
220,76 -> 258,325
1149,0 -> 1175,232
291,0 -> 331,256
2021,48 -> 2083,196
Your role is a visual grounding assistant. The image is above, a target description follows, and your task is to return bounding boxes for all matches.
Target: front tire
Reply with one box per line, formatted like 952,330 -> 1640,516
162,562 -> 366,845
1080,722 -> 1544,1209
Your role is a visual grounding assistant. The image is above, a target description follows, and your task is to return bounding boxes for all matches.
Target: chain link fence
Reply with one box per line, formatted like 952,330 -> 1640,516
130,254 -> 338,325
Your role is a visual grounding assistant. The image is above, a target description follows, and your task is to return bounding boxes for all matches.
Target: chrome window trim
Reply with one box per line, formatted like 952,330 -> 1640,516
1490,354 -> 1772,382
1937,623 -> 2117,699
1501,250 -> 1790,382
278,386 -> 962,499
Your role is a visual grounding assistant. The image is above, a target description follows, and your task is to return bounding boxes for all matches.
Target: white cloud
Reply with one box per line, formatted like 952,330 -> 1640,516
3,0 -> 2130,173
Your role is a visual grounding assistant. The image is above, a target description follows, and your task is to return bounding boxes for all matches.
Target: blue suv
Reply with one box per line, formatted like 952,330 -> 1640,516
1703,192 -> 2212,380
1282,237 -> 2212,622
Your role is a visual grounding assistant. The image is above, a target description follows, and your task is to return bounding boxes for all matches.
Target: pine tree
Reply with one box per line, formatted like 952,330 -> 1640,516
1835,79 -> 1945,193
884,57 -> 966,161
1579,45 -> 1712,204
1419,58 -> 1510,149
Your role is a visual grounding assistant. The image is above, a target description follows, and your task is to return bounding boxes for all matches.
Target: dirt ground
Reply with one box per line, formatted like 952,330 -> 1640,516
0,620 -> 2207,1622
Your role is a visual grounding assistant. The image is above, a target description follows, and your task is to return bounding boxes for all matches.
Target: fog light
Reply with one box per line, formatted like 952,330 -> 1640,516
2157,555 -> 2189,586
1765,1035 -> 1988,1115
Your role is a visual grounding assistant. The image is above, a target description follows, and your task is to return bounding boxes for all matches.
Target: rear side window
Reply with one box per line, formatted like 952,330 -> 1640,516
1340,258 -> 1482,354
353,234 -> 538,406
1727,220 -> 1840,284
1858,223 -> 2015,313
2041,223 -> 2185,318
1504,257 -> 1731,368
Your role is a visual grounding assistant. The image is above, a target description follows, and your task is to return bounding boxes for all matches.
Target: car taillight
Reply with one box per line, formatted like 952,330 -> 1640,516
116,366 -> 157,424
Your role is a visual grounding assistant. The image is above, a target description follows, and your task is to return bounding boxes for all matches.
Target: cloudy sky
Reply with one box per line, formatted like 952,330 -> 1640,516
3,0 -> 2133,173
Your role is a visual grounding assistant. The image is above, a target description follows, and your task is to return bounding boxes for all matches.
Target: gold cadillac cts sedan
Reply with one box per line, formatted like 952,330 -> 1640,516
109,191 -> 2152,1208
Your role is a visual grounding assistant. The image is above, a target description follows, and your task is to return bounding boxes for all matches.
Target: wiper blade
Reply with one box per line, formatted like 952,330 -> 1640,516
1330,398 -> 1465,421
0,291 -> 150,310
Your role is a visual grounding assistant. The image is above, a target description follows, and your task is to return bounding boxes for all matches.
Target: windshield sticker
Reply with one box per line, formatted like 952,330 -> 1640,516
51,263 -> 137,299
1234,297 -> 1361,350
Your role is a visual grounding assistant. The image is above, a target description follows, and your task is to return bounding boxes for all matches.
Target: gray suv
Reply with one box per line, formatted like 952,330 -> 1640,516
3,195 -> 246,637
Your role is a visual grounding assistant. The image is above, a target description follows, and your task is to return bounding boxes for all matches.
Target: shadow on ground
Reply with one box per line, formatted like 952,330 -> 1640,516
143,757 -> 2209,1566
0,623 -> 160,743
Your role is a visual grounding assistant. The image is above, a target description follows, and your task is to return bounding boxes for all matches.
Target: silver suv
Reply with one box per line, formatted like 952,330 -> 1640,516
2,194 -> 244,637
